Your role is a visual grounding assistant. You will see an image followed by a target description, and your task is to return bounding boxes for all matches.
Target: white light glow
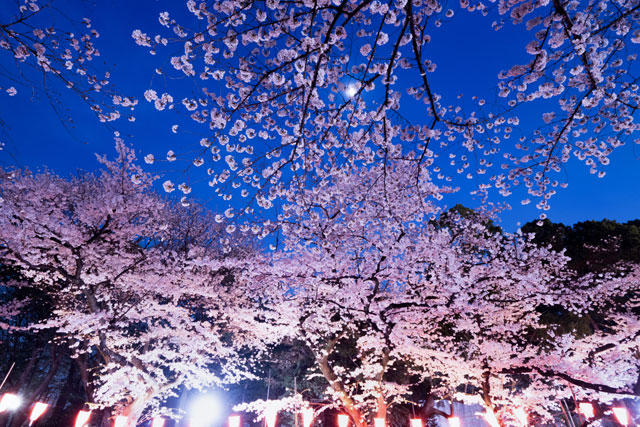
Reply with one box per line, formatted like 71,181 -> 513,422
477,410 -> 499,427
338,414 -> 350,427
612,407 -> 629,426
74,410 -> 91,427
114,415 -> 128,427
345,85 -> 357,98
374,418 -> 385,427
578,402 -> 595,419
448,417 -> 461,427
513,407 -> 527,426
0,393 -> 21,413
151,417 -> 165,427
229,415 -> 240,427
188,394 -> 222,427
302,408 -> 314,427
410,418 -> 422,427
29,402 -> 48,424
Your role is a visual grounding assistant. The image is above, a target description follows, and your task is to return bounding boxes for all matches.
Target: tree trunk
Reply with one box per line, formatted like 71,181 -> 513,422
47,361 -> 78,427
317,337 -> 366,427
118,390 -> 153,427
75,353 -> 93,402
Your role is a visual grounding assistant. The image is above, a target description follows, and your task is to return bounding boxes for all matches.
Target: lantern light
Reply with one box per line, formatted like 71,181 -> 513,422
302,408 -> 314,427
513,407 -> 527,426
229,415 -> 241,427
114,415 -> 128,427
374,418 -> 385,427
151,417 -> 165,427
578,402 -> 595,419
0,393 -> 21,413
612,407 -> 630,426
410,418 -> 423,427
448,416 -> 461,427
265,405 -> 278,427
74,410 -> 91,427
338,414 -> 350,427
28,402 -> 48,425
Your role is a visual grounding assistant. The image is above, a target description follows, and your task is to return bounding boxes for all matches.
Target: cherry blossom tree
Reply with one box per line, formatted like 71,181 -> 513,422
0,0 -> 137,132
229,158 -> 640,426
133,0 -> 639,221
0,141 -> 285,426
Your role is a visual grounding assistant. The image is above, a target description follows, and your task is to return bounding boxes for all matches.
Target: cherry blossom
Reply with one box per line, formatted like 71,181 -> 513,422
0,0 -> 137,125
0,142 -> 286,426
133,0 -> 639,221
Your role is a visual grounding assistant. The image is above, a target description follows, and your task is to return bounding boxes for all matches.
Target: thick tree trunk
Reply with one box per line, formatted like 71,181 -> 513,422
117,390 -> 153,427
75,353 -> 93,402
47,361 -> 78,427
317,337 -> 366,427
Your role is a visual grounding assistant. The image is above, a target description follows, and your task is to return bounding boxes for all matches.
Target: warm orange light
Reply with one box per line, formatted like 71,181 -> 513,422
265,406 -> 278,427
302,408 -> 314,427
374,418 -> 385,427
151,417 -> 165,427
229,415 -> 241,427
578,402 -> 595,419
338,414 -> 350,427
513,407 -> 527,426
410,418 -> 423,427
74,410 -> 91,427
29,402 -> 48,424
448,416 -> 461,427
612,407 -> 630,426
0,393 -> 21,413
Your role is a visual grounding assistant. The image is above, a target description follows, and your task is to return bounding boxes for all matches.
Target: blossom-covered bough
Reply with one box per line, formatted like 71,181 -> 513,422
232,158 -> 640,425
0,142 -> 287,426
136,0 -> 640,220
1,0 -> 640,425
0,0 -> 137,130
130,1 -> 640,423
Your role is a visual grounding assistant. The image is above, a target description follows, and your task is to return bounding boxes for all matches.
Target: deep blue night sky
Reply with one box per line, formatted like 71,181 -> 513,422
1,0 -> 639,231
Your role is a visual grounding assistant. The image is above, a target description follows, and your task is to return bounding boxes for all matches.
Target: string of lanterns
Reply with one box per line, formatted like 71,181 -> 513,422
0,392 -> 633,426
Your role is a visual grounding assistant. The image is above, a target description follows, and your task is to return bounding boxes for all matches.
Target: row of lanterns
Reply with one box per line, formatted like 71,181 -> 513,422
0,392 -> 632,426
0,393 -> 164,426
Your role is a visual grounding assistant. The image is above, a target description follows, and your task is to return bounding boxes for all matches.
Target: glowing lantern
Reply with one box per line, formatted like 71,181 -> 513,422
265,405 -> 278,427
513,407 -> 527,426
448,417 -> 461,427
0,393 -> 21,413
302,408 -> 314,427
152,418 -> 165,427
612,407 -> 630,426
338,414 -> 350,427
114,415 -> 128,427
229,415 -> 241,427
410,419 -> 423,427
374,418 -> 385,427
578,402 -> 595,419
75,410 -> 91,427
28,402 -> 48,425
